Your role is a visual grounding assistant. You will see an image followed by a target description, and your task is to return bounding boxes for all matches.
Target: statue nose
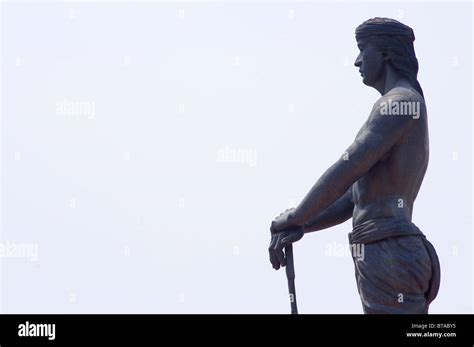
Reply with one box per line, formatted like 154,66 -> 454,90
354,52 -> 362,67
354,57 -> 362,67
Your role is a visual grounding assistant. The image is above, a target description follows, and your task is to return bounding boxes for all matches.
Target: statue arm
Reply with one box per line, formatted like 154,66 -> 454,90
302,186 -> 354,233
281,98 -> 414,229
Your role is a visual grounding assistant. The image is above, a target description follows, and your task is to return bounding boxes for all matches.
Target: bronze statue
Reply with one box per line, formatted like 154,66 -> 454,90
269,18 -> 440,314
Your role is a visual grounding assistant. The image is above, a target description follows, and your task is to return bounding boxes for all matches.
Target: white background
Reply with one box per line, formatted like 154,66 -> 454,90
1,0 -> 472,313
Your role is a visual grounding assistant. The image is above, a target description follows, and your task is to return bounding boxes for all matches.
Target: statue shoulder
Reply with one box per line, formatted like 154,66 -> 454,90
384,86 -> 425,103
371,88 -> 425,120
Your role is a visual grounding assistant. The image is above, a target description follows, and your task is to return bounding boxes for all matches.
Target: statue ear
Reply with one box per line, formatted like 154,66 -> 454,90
382,50 -> 391,62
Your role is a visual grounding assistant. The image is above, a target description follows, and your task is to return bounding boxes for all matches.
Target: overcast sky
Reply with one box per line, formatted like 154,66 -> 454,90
1,0 -> 472,313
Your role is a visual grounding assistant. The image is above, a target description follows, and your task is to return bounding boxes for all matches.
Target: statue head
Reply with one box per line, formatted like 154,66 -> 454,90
354,17 -> 423,98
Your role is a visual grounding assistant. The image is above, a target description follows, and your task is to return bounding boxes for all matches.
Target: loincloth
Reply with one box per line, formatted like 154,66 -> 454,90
348,218 -> 441,314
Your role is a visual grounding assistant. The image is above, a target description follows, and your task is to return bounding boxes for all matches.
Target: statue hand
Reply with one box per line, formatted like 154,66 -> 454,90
270,208 -> 299,233
268,227 -> 304,270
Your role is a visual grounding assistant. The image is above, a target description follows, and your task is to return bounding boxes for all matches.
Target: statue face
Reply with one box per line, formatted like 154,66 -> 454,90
354,39 -> 385,87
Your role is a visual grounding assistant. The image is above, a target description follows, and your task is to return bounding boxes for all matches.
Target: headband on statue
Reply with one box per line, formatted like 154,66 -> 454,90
356,17 -> 415,41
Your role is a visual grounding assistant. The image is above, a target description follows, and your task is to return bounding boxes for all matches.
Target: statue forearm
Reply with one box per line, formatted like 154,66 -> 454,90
292,160 -> 358,226
280,115 -> 403,231
302,187 -> 354,233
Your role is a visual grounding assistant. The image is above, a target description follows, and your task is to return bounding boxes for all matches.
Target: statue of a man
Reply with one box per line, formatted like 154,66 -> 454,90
269,17 -> 440,314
